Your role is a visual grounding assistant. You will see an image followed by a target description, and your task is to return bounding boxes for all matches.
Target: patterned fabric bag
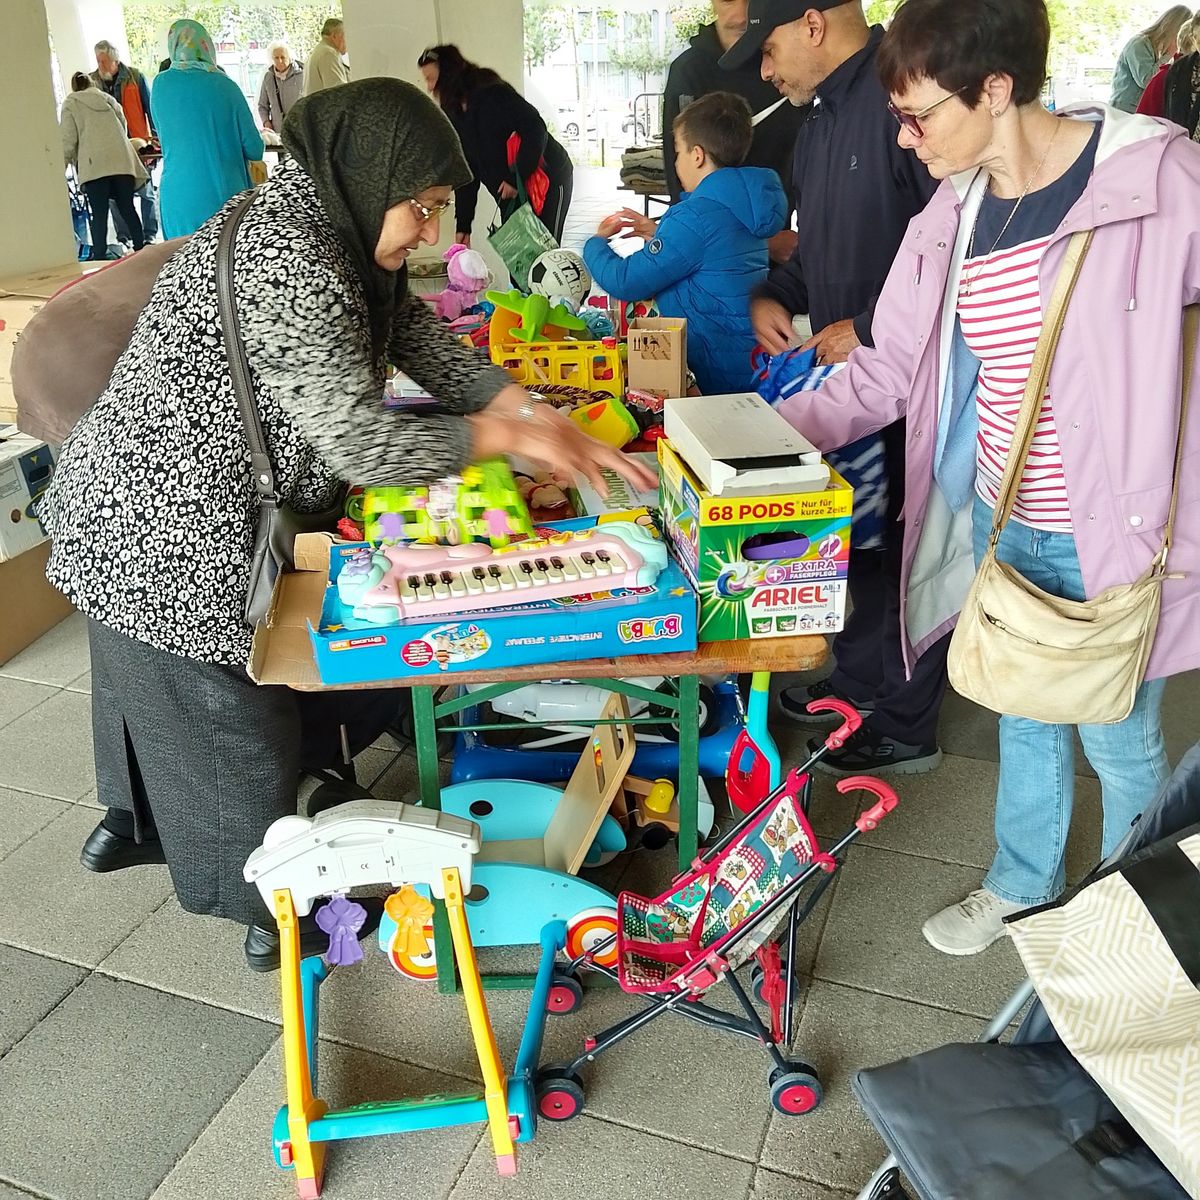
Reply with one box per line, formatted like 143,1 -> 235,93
1007,825 -> 1200,1198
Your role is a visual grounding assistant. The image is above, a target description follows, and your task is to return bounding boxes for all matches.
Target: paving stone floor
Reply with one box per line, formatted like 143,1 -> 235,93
3,611 -> 1194,1200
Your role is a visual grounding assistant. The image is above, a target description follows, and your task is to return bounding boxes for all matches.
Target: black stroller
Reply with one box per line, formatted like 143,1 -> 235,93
853,744 -> 1200,1200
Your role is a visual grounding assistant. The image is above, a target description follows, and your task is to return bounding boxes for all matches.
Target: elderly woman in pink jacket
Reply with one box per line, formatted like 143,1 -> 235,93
770,0 -> 1200,955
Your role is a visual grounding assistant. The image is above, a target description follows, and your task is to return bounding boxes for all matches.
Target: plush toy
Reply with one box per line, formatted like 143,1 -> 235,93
431,243 -> 491,321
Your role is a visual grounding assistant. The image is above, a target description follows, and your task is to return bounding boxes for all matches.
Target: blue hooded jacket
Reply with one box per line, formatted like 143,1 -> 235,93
583,166 -> 787,395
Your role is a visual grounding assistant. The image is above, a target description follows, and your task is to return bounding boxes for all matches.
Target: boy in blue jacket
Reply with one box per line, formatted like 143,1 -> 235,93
583,92 -> 787,396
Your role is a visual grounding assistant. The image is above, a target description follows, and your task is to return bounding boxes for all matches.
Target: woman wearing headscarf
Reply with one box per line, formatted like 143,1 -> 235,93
38,79 -> 651,972
417,44 -> 574,250
151,19 -> 265,236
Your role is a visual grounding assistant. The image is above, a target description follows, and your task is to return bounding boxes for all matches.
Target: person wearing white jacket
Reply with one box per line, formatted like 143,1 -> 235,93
61,72 -> 148,259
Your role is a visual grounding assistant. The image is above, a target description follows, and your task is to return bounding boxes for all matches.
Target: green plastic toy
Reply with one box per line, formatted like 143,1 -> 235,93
485,289 -> 588,342
362,458 -> 534,548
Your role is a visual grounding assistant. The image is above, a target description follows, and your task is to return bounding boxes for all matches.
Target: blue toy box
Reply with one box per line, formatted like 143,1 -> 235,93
303,517 -> 699,684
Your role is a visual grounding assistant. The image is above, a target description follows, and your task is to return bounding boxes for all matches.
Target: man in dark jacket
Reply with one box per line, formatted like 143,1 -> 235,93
725,0 -> 947,777
663,0 -> 803,262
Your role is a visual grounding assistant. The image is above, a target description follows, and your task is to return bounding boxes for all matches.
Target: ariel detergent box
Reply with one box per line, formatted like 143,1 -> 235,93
657,435 -> 852,642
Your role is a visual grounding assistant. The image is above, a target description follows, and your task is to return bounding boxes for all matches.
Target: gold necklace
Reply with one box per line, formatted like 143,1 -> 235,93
962,122 -> 1062,297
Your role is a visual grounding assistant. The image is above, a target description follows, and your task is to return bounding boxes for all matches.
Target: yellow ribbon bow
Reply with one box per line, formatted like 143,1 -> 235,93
385,886 -> 435,957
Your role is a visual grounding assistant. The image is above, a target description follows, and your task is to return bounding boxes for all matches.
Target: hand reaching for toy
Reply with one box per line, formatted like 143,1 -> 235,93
752,297 -> 798,357
498,181 -> 519,201
468,386 -> 657,499
597,208 -> 658,241
801,318 -> 861,365
454,232 -> 471,249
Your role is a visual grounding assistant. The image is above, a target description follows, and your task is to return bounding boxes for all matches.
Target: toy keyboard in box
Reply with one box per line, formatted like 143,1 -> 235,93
313,517 -> 699,683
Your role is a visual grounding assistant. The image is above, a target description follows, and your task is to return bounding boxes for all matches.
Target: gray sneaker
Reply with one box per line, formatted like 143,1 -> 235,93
922,889 -> 1026,956
780,678 -> 874,726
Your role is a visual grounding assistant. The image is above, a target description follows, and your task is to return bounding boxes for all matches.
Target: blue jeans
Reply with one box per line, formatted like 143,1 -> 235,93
971,497 -> 1169,906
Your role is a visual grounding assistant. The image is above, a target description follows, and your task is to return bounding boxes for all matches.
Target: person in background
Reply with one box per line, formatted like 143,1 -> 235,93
1138,12 -> 1200,117
303,18 -> 349,96
662,0 -> 804,263
1162,15 -> 1200,138
91,38 -> 158,244
776,0 -> 1199,955
40,80 -> 652,972
61,72 -> 147,260
584,92 -> 786,395
1111,6 -> 1191,112
730,0 -> 943,777
258,42 -> 304,134
418,44 -> 574,249
151,20 -> 264,238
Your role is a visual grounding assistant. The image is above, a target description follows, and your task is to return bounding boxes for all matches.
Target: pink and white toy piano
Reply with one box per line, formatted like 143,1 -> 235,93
336,520 -> 669,625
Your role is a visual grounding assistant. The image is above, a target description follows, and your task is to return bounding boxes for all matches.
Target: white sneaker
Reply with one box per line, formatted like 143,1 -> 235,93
921,889 -> 1026,956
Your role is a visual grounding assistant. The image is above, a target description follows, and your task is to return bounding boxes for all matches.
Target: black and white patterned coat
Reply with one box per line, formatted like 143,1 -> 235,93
42,159 -> 511,667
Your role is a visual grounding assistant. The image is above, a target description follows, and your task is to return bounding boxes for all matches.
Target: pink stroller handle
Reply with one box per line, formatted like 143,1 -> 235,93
836,776 -> 900,831
807,699 -> 863,750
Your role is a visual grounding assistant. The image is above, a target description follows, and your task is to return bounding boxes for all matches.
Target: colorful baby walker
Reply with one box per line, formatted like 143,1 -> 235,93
533,699 -> 899,1119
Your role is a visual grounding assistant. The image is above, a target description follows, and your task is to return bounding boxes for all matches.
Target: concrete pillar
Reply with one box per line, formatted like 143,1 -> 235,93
1,0 -> 76,277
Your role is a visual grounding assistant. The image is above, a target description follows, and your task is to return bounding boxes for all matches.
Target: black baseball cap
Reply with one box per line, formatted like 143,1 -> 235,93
720,0 -> 852,70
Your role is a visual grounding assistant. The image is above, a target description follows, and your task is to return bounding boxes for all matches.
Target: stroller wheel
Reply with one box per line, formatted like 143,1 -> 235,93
546,972 -> 584,1015
769,1064 -> 823,1115
535,1067 -> 586,1121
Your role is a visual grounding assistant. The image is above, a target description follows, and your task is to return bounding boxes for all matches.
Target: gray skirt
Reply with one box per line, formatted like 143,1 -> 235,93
88,619 -> 397,925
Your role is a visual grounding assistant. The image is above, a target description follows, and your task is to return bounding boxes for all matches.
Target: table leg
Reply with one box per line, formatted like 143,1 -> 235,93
411,686 -> 457,993
677,673 -> 700,871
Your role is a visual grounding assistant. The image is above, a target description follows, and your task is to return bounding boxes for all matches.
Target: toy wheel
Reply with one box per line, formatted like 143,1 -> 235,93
652,681 -> 718,742
769,1063 -> 823,1115
565,907 -> 619,968
536,1067 -> 586,1121
546,972 -> 584,1015
388,924 -> 437,980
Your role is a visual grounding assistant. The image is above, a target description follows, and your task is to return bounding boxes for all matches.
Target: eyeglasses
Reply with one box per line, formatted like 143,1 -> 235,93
887,86 -> 971,138
408,197 -> 452,223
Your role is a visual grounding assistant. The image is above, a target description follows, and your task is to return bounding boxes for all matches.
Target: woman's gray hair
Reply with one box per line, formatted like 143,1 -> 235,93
268,41 -> 291,57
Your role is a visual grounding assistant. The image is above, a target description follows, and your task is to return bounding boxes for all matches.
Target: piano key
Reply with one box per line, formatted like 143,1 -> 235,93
433,572 -> 451,599
555,555 -> 579,581
482,566 -> 501,592
467,567 -> 485,595
414,575 -> 434,601
577,553 -> 596,579
593,550 -> 612,576
449,572 -> 468,598
528,559 -> 548,585
400,575 -> 418,603
545,557 -> 565,583
514,563 -> 533,588
497,565 -> 518,590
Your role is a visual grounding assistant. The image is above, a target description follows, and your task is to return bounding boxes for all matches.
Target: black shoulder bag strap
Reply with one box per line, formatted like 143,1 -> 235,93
215,191 -> 278,511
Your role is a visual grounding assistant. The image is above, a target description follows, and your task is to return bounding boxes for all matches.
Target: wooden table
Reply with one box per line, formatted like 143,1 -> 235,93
295,636 -> 827,990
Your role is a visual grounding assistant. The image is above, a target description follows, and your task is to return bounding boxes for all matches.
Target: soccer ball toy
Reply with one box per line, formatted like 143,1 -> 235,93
528,249 -> 592,307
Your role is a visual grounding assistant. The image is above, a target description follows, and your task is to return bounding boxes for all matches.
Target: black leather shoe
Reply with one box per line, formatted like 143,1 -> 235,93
244,895 -> 386,973
80,823 -> 167,873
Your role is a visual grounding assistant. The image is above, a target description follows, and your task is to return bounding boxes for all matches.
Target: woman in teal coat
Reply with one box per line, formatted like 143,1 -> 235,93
151,20 -> 264,237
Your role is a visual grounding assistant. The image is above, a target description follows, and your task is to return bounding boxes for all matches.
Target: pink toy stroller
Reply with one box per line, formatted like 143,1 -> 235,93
535,700 -> 898,1119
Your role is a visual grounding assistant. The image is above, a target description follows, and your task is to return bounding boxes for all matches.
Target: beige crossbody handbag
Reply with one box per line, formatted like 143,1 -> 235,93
947,230 -> 1197,726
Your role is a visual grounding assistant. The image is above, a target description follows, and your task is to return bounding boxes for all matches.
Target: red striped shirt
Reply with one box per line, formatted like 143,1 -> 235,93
958,236 -> 1073,532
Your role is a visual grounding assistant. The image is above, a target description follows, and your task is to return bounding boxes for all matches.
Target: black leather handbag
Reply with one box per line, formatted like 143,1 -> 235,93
215,192 -> 345,630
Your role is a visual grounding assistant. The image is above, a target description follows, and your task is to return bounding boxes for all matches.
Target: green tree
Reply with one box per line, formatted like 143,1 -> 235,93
524,1 -> 566,72
669,3 -> 713,45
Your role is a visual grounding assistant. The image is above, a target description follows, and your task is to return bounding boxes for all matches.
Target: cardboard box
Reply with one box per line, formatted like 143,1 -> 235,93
0,427 -> 55,561
249,520 -> 699,687
568,452 -> 660,519
0,540 -> 74,666
626,317 -> 688,400
658,437 -> 852,642
664,393 -> 828,496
